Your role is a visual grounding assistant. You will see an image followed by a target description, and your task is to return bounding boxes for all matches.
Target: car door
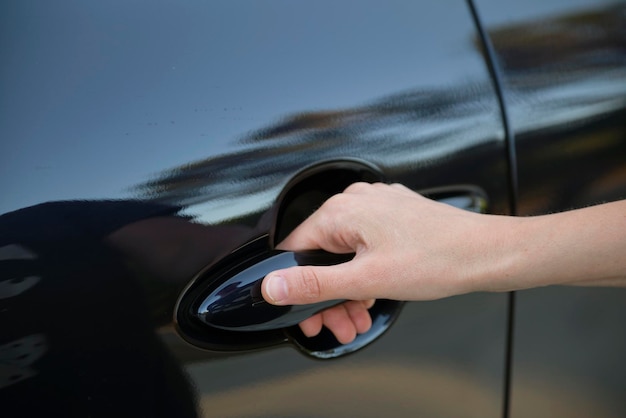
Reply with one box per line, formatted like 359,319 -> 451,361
1,1 -> 512,417
474,0 -> 626,417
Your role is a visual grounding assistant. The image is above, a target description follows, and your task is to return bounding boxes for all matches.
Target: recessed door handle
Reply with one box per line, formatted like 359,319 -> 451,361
195,250 -> 352,332
175,236 -> 403,359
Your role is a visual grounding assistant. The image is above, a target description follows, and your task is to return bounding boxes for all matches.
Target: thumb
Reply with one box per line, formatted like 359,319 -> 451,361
262,264 -> 349,306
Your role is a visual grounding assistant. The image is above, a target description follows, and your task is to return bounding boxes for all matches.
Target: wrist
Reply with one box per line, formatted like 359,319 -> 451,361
468,214 -> 535,294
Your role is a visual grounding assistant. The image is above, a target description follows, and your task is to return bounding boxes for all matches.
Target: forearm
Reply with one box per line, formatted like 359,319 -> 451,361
479,200 -> 626,292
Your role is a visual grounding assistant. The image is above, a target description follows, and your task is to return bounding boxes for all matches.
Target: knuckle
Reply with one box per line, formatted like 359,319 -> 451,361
297,266 -> 323,301
320,194 -> 350,220
322,192 -> 344,209
346,181 -> 376,193
343,181 -> 371,194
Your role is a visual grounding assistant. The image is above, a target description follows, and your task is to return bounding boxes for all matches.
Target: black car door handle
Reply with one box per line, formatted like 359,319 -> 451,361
194,250 -> 352,332
176,235 -> 403,358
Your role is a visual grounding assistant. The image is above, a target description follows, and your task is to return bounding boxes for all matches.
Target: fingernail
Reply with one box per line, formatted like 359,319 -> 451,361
265,274 -> 288,304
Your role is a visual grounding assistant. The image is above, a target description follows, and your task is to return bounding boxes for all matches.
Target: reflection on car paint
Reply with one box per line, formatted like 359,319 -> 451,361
2,0 -> 624,416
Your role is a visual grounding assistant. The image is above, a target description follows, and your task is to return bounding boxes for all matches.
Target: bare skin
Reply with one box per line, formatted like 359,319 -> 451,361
261,182 -> 626,344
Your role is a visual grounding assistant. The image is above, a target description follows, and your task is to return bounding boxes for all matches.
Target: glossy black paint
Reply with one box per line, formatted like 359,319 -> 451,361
0,201 -> 199,416
5,0 -> 622,416
4,0 -> 509,415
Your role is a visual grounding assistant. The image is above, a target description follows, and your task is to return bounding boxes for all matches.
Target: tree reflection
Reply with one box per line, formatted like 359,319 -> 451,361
132,4 -> 626,221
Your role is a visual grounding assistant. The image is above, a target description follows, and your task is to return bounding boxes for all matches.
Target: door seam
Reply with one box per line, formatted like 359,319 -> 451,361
466,2 -> 517,418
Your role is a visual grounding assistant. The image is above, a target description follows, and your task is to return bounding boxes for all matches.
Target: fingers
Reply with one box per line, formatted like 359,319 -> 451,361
299,314 -> 323,337
263,263 -> 361,305
344,181 -> 414,196
345,300 -> 374,334
276,194 -> 360,254
297,300 -> 374,344
319,304 -> 358,344
263,266 -> 330,305
277,182 -> 401,253
276,182 -> 421,251
362,298 -> 376,310
267,182 -> 404,305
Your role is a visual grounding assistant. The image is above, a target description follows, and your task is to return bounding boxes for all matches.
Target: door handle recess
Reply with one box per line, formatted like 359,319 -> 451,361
174,186 -> 487,359
175,235 -> 403,359
174,163 -> 488,359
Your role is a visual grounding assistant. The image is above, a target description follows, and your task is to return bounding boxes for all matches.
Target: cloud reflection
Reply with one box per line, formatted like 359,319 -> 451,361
134,4 -> 626,223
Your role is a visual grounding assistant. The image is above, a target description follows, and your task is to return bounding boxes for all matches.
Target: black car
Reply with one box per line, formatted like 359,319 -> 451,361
2,0 -> 626,417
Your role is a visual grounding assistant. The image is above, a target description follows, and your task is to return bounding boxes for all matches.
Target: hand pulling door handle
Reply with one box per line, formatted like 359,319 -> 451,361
194,250 -> 352,332
174,183 -> 487,358
175,235 -> 403,359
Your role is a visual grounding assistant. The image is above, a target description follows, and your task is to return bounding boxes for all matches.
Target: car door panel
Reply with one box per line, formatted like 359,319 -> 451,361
1,1 -> 512,417
475,0 -> 626,416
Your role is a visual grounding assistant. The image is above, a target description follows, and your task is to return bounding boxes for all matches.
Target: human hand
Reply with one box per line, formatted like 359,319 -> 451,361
261,182 -> 515,343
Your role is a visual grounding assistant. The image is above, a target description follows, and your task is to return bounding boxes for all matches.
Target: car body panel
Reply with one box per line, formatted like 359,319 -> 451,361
2,0 -> 624,416
475,0 -> 626,416
1,1 -> 512,416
